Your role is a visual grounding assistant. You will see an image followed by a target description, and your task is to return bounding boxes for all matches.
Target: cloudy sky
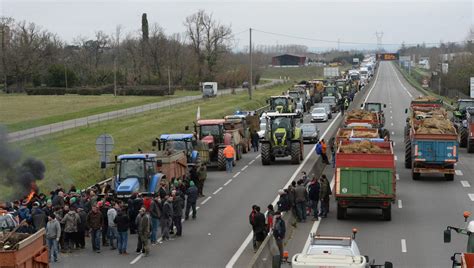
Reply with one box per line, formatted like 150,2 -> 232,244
1,0 -> 473,51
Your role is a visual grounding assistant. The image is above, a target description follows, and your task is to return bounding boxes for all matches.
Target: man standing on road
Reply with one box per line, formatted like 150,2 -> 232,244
273,211 -> 286,262
138,208 -> 151,257
308,176 -> 320,221
161,196 -> 173,242
107,203 -> 118,250
223,144 -> 235,173
86,205 -> 103,253
46,214 -> 61,263
197,165 -> 207,197
320,139 -> 330,164
294,180 -> 308,222
172,190 -> 184,237
253,206 -> 267,250
251,130 -> 260,152
319,175 -> 331,218
185,181 -> 198,220
150,195 -> 161,245
249,205 -> 258,252
61,205 -> 79,253
114,206 -> 130,255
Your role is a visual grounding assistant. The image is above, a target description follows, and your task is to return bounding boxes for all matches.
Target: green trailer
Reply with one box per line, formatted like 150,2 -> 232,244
335,140 -> 396,221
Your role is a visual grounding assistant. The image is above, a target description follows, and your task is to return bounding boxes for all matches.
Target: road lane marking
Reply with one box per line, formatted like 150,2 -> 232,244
255,154 -> 261,159
200,196 -> 212,205
393,142 -> 396,146
461,181 -> 471,187
455,170 -> 464,176
401,239 -> 407,252
390,63 -> 413,98
392,131 -> 395,135
226,113 -> 342,268
131,254 -> 143,264
213,187 -> 223,195
233,171 -> 241,178
398,200 -> 403,208
469,194 -> 474,201
390,116 -> 393,119
249,160 -> 255,165
396,174 -> 400,180
241,165 -> 248,171
391,122 -> 394,126
394,155 -> 398,161
390,110 -> 393,113
362,66 -> 381,105
224,179 -> 232,186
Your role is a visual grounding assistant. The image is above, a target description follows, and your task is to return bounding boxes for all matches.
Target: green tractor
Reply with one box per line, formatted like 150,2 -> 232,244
260,113 -> 303,165
453,99 -> 474,147
267,96 -> 295,113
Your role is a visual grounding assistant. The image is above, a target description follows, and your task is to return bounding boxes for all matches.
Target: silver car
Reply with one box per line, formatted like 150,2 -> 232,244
310,107 -> 328,122
301,123 -> 319,143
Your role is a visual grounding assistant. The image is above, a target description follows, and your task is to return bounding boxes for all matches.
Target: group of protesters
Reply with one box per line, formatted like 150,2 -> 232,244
2,174 -> 203,263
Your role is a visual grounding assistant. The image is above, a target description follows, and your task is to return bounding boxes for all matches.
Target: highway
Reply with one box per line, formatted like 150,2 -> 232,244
286,61 -> 474,268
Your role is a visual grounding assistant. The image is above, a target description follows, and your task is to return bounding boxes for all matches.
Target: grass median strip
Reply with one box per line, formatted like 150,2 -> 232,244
0,85 -> 287,197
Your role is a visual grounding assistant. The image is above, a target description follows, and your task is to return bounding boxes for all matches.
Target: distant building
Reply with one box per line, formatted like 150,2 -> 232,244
271,54 -> 307,67
440,52 -> 472,62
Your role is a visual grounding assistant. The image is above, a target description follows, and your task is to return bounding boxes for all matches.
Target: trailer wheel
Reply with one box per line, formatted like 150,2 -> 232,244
337,205 -> 347,220
468,140 -> 474,153
460,127 -> 468,148
382,205 -> 391,221
412,170 -> 420,180
261,143 -> 271,165
217,148 -> 226,171
404,140 -> 412,169
291,142 -> 301,165
445,173 -> 455,181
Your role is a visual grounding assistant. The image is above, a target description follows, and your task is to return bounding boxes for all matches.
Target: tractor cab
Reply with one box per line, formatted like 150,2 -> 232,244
267,96 -> 295,113
154,134 -> 199,164
454,99 -> 474,120
363,102 -> 386,113
113,154 -> 163,198
196,119 -> 226,146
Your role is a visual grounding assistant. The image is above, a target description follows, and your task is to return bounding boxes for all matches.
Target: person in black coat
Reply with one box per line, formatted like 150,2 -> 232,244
308,177 -> 320,220
114,208 -> 130,255
76,207 -> 87,249
251,130 -> 260,152
253,206 -> 267,250
273,212 -> 286,260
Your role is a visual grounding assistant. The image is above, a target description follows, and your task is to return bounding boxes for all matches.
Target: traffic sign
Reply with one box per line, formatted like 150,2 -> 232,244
470,77 -> 474,98
96,134 -> 114,153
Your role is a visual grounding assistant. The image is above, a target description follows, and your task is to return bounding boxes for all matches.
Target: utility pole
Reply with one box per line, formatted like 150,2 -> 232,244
249,27 -> 253,100
337,38 -> 340,51
168,67 -> 171,96
375,31 -> 384,52
113,58 -> 117,96
64,62 -> 68,89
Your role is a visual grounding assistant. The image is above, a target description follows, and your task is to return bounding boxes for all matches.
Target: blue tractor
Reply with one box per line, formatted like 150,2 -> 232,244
113,154 -> 166,198
153,133 -> 205,166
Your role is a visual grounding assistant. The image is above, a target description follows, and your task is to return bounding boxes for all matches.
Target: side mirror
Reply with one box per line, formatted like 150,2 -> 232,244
384,262 -> 393,268
152,140 -> 157,147
444,229 -> 451,243
266,99 -> 269,104
300,118 -> 304,123
185,126 -> 189,131
383,104 -> 387,108
360,104 -> 363,108
404,108 -> 408,114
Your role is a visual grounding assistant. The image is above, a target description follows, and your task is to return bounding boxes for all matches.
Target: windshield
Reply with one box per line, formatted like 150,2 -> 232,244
312,108 -> 326,113
272,98 -> 287,106
119,159 -> 145,179
289,92 -> 299,99
260,123 -> 266,131
322,97 -> 335,104
165,140 -> 191,152
204,84 -> 213,89
271,117 -> 291,131
301,124 -> 316,132
459,100 -> 474,111
201,125 -> 221,136
366,103 -> 381,112
360,70 -> 368,75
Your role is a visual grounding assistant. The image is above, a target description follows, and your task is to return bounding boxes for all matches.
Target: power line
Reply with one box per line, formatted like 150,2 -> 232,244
375,31 -> 384,51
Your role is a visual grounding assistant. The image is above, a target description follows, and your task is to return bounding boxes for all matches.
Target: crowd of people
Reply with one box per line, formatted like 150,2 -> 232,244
2,175 -> 203,263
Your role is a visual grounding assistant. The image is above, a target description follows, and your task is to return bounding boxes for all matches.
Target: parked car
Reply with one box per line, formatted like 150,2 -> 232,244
301,123 -> 319,143
311,107 -> 329,122
314,103 -> 332,119
322,96 -> 339,113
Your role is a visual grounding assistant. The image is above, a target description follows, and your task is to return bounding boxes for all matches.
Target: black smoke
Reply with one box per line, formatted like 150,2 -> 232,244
0,126 -> 46,197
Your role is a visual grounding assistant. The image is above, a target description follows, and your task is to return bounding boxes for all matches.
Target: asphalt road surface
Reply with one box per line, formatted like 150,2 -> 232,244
287,61 -> 474,268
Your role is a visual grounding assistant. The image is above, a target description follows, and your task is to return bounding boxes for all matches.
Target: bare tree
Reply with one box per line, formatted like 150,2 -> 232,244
0,17 -> 14,91
184,10 -> 206,80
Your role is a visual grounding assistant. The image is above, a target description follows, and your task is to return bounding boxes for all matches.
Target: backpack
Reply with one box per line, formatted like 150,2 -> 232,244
315,143 -> 322,155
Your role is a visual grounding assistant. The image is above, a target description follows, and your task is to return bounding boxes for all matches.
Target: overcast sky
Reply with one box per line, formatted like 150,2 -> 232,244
1,0 -> 473,51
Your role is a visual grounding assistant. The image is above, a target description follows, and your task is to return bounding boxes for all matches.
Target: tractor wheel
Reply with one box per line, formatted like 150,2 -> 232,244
404,140 -> 412,169
468,140 -> 474,153
382,205 -> 392,221
261,143 -> 271,165
291,142 -> 301,165
337,205 -> 347,220
445,173 -> 454,181
460,127 -> 468,148
217,148 -> 226,171
300,142 -> 304,160
412,170 -> 420,180
381,129 -> 390,140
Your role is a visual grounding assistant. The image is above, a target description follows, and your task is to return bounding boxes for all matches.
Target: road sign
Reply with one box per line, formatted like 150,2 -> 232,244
376,53 -> 399,61
399,56 -> 410,62
353,58 -> 359,64
324,67 -> 339,77
96,134 -> 114,153
470,77 -> 474,98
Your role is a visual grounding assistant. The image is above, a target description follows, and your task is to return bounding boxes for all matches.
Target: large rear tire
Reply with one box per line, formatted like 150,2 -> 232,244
261,143 -> 271,165
468,139 -> 474,153
404,140 -> 412,169
291,142 -> 301,165
460,127 -> 468,148
217,148 -> 226,171
382,205 -> 392,221
412,170 -> 420,180
337,205 -> 346,220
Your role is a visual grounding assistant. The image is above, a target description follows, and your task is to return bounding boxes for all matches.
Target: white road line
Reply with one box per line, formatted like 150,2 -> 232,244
362,67 -> 381,105
213,187 -> 223,195
131,254 -> 143,264
394,155 -> 398,161
393,142 -> 396,146
401,239 -> 407,253
469,194 -> 474,201
461,181 -> 471,188
200,196 -> 212,205
226,113 -> 342,268
249,160 -> 255,165
396,174 -> 400,180
233,171 -> 241,178
398,200 -> 403,208
390,116 -> 393,119
391,131 -> 395,135
255,154 -> 261,159
391,122 -> 394,126
455,170 -> 464,176
241,165 -> 249,171
390,110 -> 393,113
224,179 -> 232,186
390,63 -> 413,98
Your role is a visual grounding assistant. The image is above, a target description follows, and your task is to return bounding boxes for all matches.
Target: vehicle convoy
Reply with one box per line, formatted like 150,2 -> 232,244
267,95 -> 296,114
195,119 -> 238,170
444,212 -> 474,268
260,113 -> 303,165
301,123 -> 319,143
335,139 -> 395,220
362,102 -> 386,128
322,96 -> 340,113
202,82 -> 218,98
292,229 -> 393,268
224,114 -> 256,154
310,107 -> 329,122
463,108 -> 474,153
404,97 -> 459,180
343,109 -> 389,139
113,153 -> 171,198
0,228 -> 49,268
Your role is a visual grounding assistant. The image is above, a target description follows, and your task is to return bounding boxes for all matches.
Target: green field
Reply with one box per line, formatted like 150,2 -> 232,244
0,84 -> 287,198
0,90 -> 200,132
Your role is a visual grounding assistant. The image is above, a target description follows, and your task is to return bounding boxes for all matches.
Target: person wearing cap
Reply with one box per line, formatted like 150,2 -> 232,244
185,181 -> 198,220
273,211 -> 286,261
138,207 -> 151,257
46,214 -> 61,262
114,205 -> 130,255
161,196 -> 173,241
86,205 -> 104,253
43,199 -> 54,217
171,190 -> 184,237
31,201 -> 47,231
76,207 -> 87,249
61,205 -> 79,253
100,201 -> 110,247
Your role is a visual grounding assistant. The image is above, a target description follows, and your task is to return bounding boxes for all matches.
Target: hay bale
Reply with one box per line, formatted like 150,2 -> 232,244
414,96 -> 440,102
340,140 -> 386,154
415,117 -> 456,135
340,129 -> 378,139
346,110 -> 374,120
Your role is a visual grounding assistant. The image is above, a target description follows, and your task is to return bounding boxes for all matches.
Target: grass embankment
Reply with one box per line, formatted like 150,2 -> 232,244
0,90 -> 201,132
0,84 -> 288,197
261,65 -> 352,82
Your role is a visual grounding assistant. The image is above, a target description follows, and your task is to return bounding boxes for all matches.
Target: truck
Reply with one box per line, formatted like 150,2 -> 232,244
361,102 -> 386,128
344,109 -> 389,139
335,140 -> 396,220
202,82 -> 218,98
224,115 -> 254,154
404,98 -> 459,180
308,79 -> 326,103
112,153 -> 170,198
0,228 -> 49,268
444,212 -> 474,268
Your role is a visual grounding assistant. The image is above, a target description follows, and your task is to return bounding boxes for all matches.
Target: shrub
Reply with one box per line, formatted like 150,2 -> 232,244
25,87 -> 67,95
